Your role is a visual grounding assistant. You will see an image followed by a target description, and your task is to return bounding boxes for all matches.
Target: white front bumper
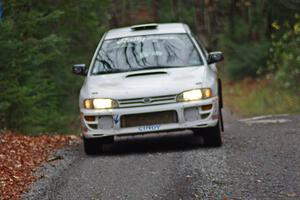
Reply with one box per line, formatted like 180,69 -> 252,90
80,97 -> 219,138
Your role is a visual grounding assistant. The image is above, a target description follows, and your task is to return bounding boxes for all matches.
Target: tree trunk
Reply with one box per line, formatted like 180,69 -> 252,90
172,0 -> 180,21
229,0 -> 236,35
109,2 -> 119,28
194,0 -> 205,34
262,0 -> 271,37
0,0 -> 4,21
124,0 -> 132,25
152,0 -> 159,22
194,0 -> 207,44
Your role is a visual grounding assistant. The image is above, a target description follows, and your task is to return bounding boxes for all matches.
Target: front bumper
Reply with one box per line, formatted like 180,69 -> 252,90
80,97 -> 219,138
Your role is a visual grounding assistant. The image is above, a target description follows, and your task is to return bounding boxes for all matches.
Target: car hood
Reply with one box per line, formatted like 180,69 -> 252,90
84,66 -> 207,99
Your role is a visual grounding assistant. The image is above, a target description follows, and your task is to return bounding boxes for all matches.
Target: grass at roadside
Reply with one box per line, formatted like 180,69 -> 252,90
223,78 -> 300,117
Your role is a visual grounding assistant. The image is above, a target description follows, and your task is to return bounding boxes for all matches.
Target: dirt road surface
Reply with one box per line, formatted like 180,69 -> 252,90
24,110 -> 300,200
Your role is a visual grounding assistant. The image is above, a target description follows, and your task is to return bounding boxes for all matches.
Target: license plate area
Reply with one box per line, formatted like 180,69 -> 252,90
121,111 -> 178,128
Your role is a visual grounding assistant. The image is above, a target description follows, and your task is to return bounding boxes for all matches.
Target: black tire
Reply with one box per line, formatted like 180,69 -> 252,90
83,137 -> 113,155
194,122 -> 222,147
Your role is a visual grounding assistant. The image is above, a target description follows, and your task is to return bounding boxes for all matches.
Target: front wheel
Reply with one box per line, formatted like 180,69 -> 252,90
194,122 -> 222,147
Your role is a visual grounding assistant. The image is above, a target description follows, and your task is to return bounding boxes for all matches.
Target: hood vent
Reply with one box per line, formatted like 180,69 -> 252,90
126,71 -> 167,78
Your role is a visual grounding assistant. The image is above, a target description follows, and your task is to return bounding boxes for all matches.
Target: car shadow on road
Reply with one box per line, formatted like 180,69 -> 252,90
89,131 -> 214,156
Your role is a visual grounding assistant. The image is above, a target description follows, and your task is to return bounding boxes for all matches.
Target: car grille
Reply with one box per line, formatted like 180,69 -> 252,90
121,111 -> 178,128
118,95 -> 177,108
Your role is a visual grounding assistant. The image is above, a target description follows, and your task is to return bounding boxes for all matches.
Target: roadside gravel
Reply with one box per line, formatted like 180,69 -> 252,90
22,142 -> 80,200
23,110 -> 300,200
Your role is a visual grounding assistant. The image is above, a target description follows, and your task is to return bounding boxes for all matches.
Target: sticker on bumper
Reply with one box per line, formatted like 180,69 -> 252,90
138,125 -> 160,132
113,115 -> 120,124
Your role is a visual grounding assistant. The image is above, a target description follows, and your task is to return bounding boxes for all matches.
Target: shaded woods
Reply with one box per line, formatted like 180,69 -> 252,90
0,0 -> 299,133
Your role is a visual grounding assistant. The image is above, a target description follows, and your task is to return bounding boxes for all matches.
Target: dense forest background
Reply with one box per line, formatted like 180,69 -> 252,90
0,0 -> 299,134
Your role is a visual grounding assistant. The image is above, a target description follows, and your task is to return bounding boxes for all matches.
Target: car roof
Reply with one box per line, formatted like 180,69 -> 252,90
105,23 -> 190,40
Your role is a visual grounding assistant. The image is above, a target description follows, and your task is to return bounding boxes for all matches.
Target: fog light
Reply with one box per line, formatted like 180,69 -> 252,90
84,116 -> 95,122
201,104 -> 212,111
184,107 -> 200,122
99,116 -> 113,130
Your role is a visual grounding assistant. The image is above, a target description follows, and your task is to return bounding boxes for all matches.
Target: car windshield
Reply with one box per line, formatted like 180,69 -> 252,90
91,34 -> 203,75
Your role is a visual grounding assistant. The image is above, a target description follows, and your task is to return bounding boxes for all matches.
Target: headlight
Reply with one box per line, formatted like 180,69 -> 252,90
177,88 -> 212,102
83,98 -> 119,109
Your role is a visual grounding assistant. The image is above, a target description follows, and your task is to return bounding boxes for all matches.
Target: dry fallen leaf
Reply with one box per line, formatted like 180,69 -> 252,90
287,192 -> 297,197
0,132 -> 77,200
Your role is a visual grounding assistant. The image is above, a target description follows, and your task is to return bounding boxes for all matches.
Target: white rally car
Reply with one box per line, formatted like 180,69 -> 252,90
72,23 -> 224,155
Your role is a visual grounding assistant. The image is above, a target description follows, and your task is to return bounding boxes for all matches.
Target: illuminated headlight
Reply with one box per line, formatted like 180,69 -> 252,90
177,88 -> 212,102
83,98 -> 119,109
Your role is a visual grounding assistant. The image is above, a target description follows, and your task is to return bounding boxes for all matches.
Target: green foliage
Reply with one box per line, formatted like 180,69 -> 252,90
224,80 -> 300,117
267,16 -> 300,93
218,1 -> 271,80
221,36 -> 270,80
0,1 -> 109,134
0,0 -> 299,133
0,2 -> 67,133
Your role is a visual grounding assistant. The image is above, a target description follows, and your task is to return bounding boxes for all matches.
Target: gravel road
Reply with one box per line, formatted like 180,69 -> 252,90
24,110 -> 300,200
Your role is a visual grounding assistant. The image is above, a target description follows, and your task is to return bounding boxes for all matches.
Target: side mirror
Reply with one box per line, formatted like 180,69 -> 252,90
207,52 -> 224,65
72,64 -> 87,76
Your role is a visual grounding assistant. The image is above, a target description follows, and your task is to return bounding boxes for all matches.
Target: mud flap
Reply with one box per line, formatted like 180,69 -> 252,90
219,108 -> 224,132
218,78 -> 223,109
218,78 -> 224,132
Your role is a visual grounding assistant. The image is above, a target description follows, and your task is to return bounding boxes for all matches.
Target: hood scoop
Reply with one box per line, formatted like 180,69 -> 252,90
126,71 -> 167,78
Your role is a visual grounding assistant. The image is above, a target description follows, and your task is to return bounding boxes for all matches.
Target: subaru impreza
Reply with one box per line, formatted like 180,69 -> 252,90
72,23 -> 224,154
